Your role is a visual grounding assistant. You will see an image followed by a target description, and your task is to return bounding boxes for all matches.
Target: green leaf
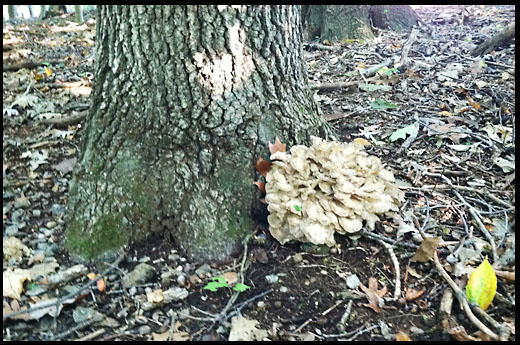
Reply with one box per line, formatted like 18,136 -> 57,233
233,283 -> 250,292
466,257 -> 497,310
294,205 -> 302,212
370,98 -> 397,109
203,277 -> 228,291
389,122 -> 419,142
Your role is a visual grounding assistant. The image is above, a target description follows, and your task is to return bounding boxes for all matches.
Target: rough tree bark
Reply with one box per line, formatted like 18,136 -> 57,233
66,5 -> 333,262
303,5 -> 420,42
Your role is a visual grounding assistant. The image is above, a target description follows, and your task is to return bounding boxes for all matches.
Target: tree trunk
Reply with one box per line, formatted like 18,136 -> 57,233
369,5 -> 419,32
74,5 -> 84,23
304,5 -> 373,42
66,5 -> 333,263
8,5 -> 17,20
303,5 -> 421,43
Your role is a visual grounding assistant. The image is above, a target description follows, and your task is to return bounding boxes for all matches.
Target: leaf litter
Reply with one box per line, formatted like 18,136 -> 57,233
2,4 -> 515,341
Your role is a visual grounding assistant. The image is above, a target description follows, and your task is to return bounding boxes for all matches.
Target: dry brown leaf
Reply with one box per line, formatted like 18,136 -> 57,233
405,287 -> 426,301
412,236 -> 441,263
255,157 -> 272,177
395,331 -> 412,341
222,271 -> 238,285
359,277 -> 387,313
253,181 -> 265,193
268,137 -> 286,155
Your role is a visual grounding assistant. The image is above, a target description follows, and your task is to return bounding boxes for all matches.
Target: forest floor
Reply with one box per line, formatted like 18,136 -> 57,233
2,5 -> 515,341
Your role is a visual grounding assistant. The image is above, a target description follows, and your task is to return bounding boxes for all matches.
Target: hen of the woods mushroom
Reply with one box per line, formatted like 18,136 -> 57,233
256,137 -> 404,247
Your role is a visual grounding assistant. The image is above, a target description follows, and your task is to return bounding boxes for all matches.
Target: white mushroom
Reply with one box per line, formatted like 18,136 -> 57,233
265,136 -> 404,246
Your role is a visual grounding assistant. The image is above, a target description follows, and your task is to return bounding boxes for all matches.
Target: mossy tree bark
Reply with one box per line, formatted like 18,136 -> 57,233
303,5 -> 420,42
66,5 -> 333,262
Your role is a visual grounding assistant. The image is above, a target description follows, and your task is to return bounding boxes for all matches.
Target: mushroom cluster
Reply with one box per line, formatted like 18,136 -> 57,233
265,136 -> 404,246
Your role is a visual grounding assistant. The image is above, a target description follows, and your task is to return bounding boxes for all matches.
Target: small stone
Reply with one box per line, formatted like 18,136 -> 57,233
144,287 -> 152,294
279,286 -> 288,293
50,204 -> 65,215
293,253 -> 303,263
138,325 -> 151,335
46,221 -> 57,229
330,247 -> 338,254
265,274 -> 279,284
32,209 -> 41,217
177,275 -> 186,286
409,326 -> 424,335
274,301 -> 282,308
257,301 -> 265,309
195,264 -> 211,277
14,197 -> 31,209
122,263 -> 156,288
129,286 -> 137,296
309,277 -> 317,284
316,317 -> 327,325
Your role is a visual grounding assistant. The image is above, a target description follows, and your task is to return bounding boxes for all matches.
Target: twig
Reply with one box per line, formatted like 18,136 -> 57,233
423,172 -> 499,265
74,328 -> 106,341
295,318 -> 313,333
412,219 -> 500,340
336,299 -> 353,333
51,313 -> 105,340
372,237 -> 401,300
345,324 -> 379,341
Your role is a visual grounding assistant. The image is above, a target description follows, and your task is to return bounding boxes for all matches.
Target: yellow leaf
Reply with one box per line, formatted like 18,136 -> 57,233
44,66 -> 53,76
438,111 -> 452,116
396,331 -> 412,341
466,257 -> 497,310
87,272 -> 97,280
353,138 -> 371,146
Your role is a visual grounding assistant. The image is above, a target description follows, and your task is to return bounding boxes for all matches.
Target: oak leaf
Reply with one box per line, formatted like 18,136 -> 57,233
268,137 -> 286,155
255,157 -> 271,177
253,181 -> 265,193
412,236 -> 441,263
359,277 -> 387,313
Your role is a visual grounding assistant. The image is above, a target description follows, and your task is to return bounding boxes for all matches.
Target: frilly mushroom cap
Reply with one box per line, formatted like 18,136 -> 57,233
265,136 -> 404,246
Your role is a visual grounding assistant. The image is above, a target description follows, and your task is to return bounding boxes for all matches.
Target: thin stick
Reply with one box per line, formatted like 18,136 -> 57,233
372,237 -> 401,300
412,218 -> 500,340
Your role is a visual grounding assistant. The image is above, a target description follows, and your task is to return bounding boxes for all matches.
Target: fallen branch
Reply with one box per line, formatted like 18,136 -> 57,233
3,59 -> 66,71
310,81 -> 357,90
395,27 -> 419,71
39,110 -> 88,127
471,22 -> 515,57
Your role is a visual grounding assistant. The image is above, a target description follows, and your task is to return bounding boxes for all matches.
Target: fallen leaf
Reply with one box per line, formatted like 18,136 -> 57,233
395,331 -> 412,341
3,300 -> 30,321
53,157 -> 77,176
412,236 -> 441,263
97,278 -> 106,292
228,315 -> 268,341
359,277 -> 387,313
255,157 -> 271,177
405,287 -> 426,301
253,181 -> 265,193
390,123 -> 419,142
222,271 -> 238,285
466,257 -> 497,310
269,137 -> 286,155
3,268 -> 31,300
353,137 -> 371,146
